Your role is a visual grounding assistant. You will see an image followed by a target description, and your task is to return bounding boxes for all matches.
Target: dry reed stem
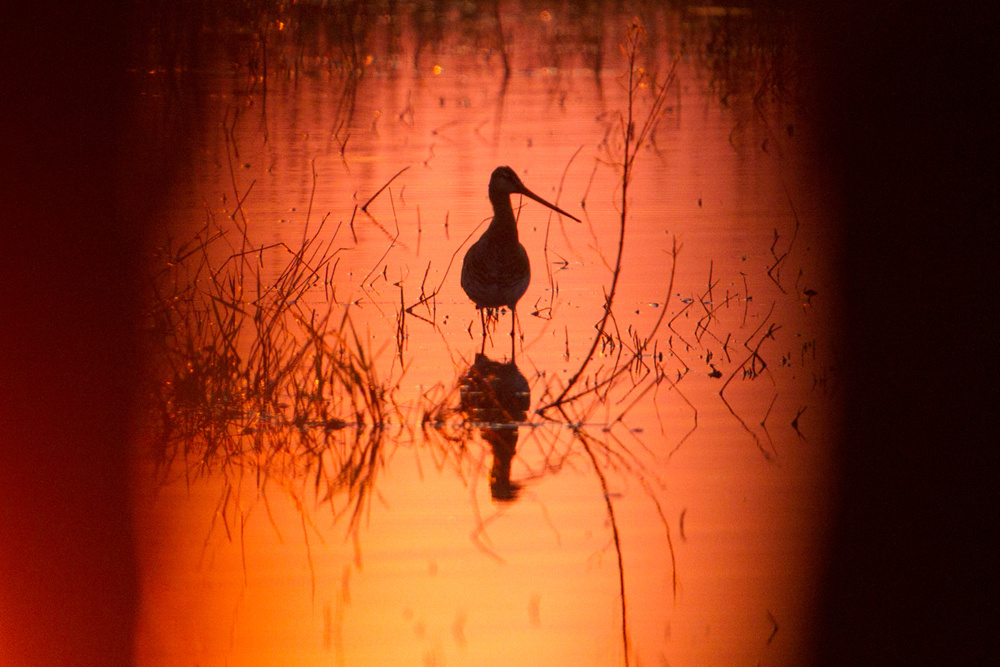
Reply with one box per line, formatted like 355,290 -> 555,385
361,165 -> 411,213
541,146 -> 584,317
539,28 -> 680,414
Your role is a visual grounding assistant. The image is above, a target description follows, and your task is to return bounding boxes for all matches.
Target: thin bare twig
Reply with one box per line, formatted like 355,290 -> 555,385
361,165 -> 410,212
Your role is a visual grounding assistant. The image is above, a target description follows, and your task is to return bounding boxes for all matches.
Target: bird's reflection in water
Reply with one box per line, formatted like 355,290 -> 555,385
458,353 -> 530,502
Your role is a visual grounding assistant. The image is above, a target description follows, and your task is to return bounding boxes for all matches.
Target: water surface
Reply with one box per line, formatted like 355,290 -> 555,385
134,5 -> 840,665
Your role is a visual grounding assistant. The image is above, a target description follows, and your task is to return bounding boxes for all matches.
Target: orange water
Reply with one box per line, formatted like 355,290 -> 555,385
134,9 -> 839,666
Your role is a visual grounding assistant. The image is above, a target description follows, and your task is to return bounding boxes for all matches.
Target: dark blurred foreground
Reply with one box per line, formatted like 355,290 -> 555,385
0,2 -> 992,665
810,3 -> 994,663
2,3 -> 149,664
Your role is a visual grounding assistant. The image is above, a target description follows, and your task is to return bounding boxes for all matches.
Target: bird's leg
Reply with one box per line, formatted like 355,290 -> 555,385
510,307 -> 517,361
480,309 -> 487,354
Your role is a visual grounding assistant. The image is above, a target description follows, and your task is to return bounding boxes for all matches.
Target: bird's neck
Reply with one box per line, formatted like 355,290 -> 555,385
488,193 -> 519,242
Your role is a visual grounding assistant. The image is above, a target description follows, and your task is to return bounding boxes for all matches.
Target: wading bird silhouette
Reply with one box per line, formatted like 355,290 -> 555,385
461,166 -> 580,359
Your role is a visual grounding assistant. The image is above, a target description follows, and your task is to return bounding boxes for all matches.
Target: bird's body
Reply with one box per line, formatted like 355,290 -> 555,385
460,203 -> 530,312
461,166 -> 580,357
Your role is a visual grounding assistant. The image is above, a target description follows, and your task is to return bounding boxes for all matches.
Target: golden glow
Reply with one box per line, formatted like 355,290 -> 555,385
133,11 -> 836,667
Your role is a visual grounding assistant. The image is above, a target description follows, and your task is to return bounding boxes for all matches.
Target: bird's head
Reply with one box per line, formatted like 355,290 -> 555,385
487,165 -> 581,222
488,166 -> 525,199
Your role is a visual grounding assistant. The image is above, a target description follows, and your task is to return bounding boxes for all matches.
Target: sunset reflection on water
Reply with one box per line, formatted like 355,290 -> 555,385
131,6 -> 838,666
6,1 -> 993,666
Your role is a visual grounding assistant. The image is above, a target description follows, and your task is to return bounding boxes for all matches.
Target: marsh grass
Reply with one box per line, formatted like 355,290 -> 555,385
143,208 -> 400,542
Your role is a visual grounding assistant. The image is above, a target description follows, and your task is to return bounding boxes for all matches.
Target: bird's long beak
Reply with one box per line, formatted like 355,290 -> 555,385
518,186 -> 581,222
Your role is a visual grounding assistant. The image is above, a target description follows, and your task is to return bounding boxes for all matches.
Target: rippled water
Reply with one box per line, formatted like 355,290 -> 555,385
133,5 -> 840,665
